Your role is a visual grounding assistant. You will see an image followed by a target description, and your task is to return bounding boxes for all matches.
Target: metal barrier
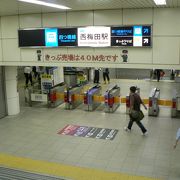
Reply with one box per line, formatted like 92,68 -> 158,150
171,91 -> 180,117
104,85 -> 120,113
126,87 -> 140,114
48,82 -> 66,108
84,85 -> 102,111
148,88 -> 160,116
64,85 -> 84,110
24,87 -> 48,107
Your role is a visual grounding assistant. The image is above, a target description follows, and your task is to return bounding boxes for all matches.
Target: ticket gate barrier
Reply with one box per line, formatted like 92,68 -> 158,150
148,88 -> 160,116
171,91 -> 180,117
104,85 -> 120,113
171,97 -> 177,117
84,85 -> 102,111
48,82 -> 66,108
126,87 -> 140,114
64,85 -> 84,110
24,87 -> 48,107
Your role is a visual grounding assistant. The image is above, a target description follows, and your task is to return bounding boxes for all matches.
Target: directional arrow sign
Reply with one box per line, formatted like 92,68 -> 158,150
144,38 -> 149,43
143,28 -> 149,34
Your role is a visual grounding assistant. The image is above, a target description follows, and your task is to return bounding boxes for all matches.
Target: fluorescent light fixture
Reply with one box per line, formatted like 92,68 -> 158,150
18,0 -> 71,9
153,0 -> 166,5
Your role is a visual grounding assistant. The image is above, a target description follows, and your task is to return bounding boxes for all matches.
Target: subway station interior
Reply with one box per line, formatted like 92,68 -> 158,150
0,0 -> 180,180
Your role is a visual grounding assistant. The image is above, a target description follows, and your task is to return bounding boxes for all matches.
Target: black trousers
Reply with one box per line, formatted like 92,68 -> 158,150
24,73 -> 32,86
127,116 -> 147,133
94,70 -> 99,83
103,72 -> 110,82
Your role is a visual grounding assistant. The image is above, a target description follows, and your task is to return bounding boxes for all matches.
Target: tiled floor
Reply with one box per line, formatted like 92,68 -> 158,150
0,79 -> 180,180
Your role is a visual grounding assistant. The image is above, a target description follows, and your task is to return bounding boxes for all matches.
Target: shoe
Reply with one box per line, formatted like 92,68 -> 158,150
124,127 -> 131,132
142,131 -> 148,136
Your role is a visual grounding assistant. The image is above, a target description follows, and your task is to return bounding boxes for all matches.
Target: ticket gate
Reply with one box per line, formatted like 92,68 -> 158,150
148,88 -> 160,116
171,91 -> 180,117
84,85 -> 102,111
48,83 -> 66,108
25,87 -> 48,107
104,85 -> 120,113
64,85 -> 84,110
126,87 -> 140,114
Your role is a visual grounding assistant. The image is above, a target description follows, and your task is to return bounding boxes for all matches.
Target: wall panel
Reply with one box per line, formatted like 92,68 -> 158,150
0,17 -> 1,38
42,12 -> 66,27
127,48 -> 152,64
153,8 -> 180,36
2,39 -> 20,61
21,49 -> 43,62
1,15 -> 19,38
19,14 -> 42,28
94,10 -> 122,26
67,11 -> 93,26
0,40 -> 2,61
153,37 -> 179,64
123,9 -> 153,25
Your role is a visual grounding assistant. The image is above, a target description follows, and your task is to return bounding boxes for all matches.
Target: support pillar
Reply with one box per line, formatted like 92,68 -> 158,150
5,66 -> 20,115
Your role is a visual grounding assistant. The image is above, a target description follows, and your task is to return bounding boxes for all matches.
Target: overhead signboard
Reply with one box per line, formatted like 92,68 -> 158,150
78,26 -> 111,47
111,25 -> 151,47
18,25 -> 151,48
58,28 -> 77,46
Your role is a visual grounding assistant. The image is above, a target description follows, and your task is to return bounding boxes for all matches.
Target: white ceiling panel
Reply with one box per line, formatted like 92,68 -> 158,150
0,0 -> 179,16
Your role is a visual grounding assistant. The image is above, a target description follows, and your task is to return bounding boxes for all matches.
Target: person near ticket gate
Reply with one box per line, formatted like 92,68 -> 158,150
24,66 -> 33,87
173,128 -> 180,149
94,68 -> 101,84
103,68 -> 110,84
124,86 -> 148,135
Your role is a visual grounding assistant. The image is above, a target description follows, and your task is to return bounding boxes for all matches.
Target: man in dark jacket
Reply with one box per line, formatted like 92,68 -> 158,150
103,68 -> 110,84
124,86 -> 148,135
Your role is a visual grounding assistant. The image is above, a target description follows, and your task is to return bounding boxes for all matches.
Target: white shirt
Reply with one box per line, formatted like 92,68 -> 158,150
176,128 -> 180,140
24,66 -> 32,74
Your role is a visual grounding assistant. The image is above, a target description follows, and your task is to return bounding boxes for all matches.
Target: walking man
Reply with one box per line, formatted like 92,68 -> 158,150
124,86 -> 148,135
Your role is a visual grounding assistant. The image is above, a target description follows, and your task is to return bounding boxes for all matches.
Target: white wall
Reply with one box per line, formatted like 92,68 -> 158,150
19,14 -> 42,28
94,10 -> 123,25
0,17 -> 2,62
0,8 -> 180,69
0,39 -> 2,62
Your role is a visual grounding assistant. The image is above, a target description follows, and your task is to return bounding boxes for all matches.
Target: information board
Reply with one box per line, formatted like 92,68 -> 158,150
111,25 -> 151,47
18,25 -> 151,48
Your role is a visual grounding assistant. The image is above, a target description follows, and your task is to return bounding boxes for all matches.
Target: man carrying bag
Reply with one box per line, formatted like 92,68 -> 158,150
124,86 -> 148,136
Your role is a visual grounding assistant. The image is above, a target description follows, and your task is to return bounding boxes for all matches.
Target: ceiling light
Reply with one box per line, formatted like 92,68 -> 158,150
18,0 -> 71,9
153,0 -> 166,5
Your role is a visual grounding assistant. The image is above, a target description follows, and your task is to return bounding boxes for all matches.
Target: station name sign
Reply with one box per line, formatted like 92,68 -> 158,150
18,25 -> 151,48
78,27 -> 111,47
